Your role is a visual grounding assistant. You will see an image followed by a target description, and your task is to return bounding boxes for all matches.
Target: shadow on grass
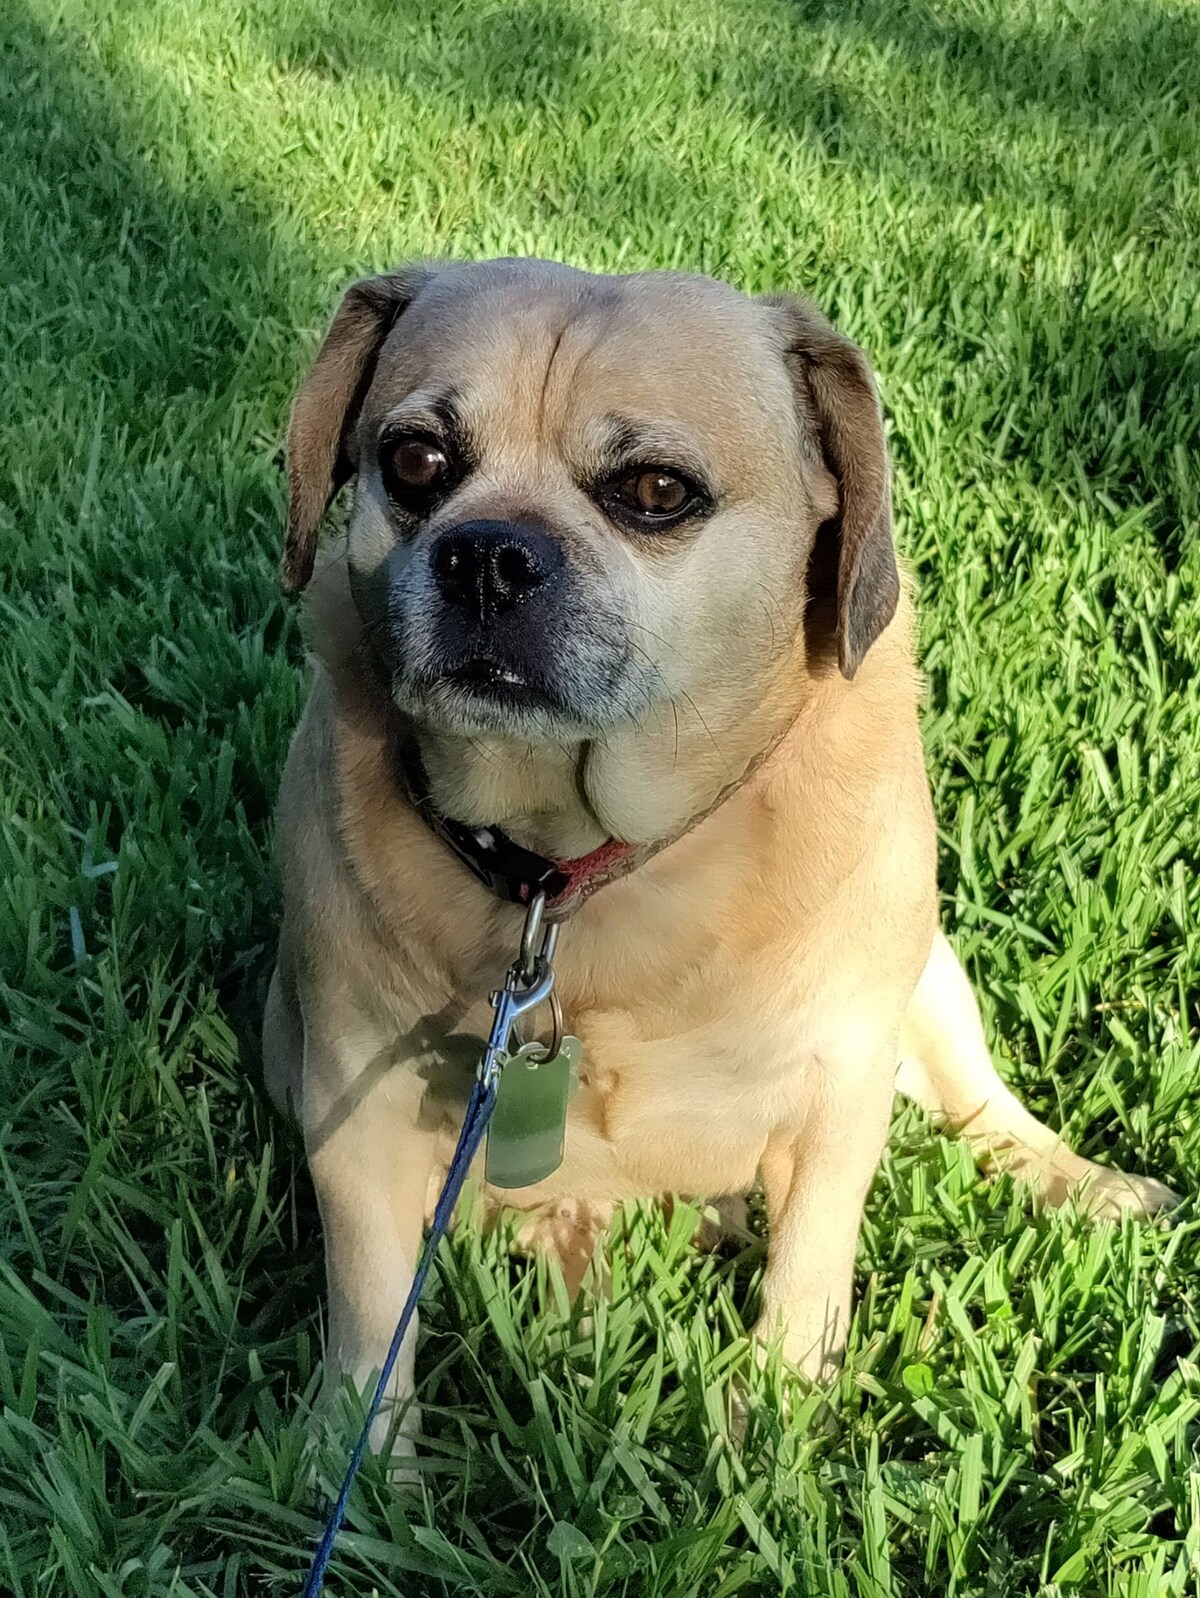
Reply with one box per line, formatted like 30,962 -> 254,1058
1,14 -> 295,442
273,0 -> 599,101
0,0 -> 322,1433
778,0 -> 1200,127
1,1 -> 303,964
244,0 -> 1200,220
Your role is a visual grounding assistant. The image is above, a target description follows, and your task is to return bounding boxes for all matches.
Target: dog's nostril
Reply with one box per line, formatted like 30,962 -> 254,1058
494,543 -> 541,592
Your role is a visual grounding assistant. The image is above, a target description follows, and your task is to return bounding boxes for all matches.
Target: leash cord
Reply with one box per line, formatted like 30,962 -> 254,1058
299,1076 -> 497,1597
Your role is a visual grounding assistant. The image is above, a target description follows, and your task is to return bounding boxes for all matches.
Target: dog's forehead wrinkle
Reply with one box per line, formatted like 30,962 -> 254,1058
532,306 -> 635,445
538,321 -> 570,433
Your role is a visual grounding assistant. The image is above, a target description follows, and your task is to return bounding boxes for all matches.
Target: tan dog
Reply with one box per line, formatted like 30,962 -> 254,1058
263,258 -> 1174,1452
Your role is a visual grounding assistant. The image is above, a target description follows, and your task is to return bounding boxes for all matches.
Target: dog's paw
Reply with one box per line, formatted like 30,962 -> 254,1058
1069,1164 -> 1180,1223
727,1335 -> 839,1448
992,1143 -> 1180,1224
309,1374 -> 423,1490
368,1405 -> 422,1481
508,1197 -> 613,1300
693,1194 -> 753,1252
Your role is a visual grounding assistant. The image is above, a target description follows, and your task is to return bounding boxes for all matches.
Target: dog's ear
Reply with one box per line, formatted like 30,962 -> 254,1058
282,266 -> 434,593
760,294 -> 899,678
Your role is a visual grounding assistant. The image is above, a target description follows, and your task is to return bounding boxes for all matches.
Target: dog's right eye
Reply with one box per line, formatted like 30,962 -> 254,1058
380,434 -> 453,508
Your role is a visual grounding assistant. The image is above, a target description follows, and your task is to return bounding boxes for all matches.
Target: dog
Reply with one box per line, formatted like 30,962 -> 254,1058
263,258 -> 1176,1452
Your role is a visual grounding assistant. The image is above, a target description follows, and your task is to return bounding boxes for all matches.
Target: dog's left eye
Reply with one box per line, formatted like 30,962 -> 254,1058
603,467 -> 705,528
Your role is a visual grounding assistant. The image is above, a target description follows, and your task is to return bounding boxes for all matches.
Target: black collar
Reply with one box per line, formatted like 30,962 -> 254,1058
421,808 -> 570,906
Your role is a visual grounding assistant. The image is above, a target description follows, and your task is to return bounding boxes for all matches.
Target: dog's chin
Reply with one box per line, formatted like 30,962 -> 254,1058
397,662 -> 602,741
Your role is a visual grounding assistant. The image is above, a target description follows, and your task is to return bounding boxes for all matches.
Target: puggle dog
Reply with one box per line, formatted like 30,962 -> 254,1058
264,258 -> 1175,1450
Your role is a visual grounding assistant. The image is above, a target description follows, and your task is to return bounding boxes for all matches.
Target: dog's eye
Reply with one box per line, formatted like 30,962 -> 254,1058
629,470 -> 688,515
393,439 -> 446,487
603,467 -> 704,528
381,434 -> 452,506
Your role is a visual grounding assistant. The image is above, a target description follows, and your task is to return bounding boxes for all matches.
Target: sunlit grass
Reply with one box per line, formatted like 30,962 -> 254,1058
1,0 -> 1198,1591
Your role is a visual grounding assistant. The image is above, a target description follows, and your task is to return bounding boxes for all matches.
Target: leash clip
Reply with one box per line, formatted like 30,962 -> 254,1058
478,892 -> 561,1088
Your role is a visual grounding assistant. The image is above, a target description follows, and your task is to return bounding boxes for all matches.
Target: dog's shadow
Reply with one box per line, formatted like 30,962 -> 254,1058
302,1000 -> 487,1157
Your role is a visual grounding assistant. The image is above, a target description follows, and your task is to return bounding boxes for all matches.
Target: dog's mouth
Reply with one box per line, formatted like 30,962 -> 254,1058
445,657 -> 554,706
383,588 -> 645,736
414,654 -> 571,722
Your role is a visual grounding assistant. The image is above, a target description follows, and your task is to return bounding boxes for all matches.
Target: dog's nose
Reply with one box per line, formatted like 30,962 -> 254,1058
431,521 -> 563,619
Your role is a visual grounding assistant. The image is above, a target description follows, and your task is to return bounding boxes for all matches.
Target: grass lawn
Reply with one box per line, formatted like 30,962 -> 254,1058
2,0 -> 1199,1591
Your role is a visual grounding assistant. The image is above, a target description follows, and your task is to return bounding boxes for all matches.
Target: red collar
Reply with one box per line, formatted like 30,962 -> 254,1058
545,837 -> 637,908
420,809 -> 637,913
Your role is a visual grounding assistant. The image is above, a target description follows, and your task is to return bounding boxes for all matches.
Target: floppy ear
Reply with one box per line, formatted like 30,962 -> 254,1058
760,294 -> 899,678
282,266 -> 433,593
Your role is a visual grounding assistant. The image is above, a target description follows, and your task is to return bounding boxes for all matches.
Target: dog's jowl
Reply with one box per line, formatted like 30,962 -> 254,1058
263,258 -> 1176,1454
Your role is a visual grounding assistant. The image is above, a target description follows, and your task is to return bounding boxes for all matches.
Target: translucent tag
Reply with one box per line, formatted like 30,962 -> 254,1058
485,1036 -> 581,1189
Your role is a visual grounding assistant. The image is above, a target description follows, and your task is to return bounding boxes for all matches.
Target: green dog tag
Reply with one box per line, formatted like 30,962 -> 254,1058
485,1037 -> 581,1189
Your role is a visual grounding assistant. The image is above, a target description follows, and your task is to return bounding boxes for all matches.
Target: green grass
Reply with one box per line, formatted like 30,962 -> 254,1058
1,0 -> 1198,1590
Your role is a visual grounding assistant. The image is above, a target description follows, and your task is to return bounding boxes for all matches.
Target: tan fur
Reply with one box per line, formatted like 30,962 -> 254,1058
263,260 -> 1174,1453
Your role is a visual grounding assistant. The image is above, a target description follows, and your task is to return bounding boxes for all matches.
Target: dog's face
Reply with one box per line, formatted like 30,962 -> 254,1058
285,259 -> 898,748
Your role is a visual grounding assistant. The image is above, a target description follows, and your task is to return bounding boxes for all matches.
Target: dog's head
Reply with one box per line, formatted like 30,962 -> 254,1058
284,259 -> 897,748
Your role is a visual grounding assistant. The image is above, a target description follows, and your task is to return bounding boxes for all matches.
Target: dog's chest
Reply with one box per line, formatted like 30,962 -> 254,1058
554,1002 -> 826,1199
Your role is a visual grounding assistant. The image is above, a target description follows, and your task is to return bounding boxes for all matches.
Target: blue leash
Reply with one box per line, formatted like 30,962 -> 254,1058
299,893 -> 560,1596
299,1076 -> 497,1597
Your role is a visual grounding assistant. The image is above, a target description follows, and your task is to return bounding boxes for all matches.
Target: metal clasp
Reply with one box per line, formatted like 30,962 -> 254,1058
478,892 -> 563,1088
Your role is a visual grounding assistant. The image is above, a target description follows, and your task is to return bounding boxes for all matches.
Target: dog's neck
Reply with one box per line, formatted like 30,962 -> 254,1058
407,663 -> 808,861
412,729 -> 605,857
406,615 -> 844,860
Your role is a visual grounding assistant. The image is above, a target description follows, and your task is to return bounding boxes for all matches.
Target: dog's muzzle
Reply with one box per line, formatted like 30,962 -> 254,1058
397,518 -> 576,711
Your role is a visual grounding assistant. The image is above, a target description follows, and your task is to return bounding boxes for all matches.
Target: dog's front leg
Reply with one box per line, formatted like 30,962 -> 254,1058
303,1020 -> 438,1459
754,1042 -> 897,1384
